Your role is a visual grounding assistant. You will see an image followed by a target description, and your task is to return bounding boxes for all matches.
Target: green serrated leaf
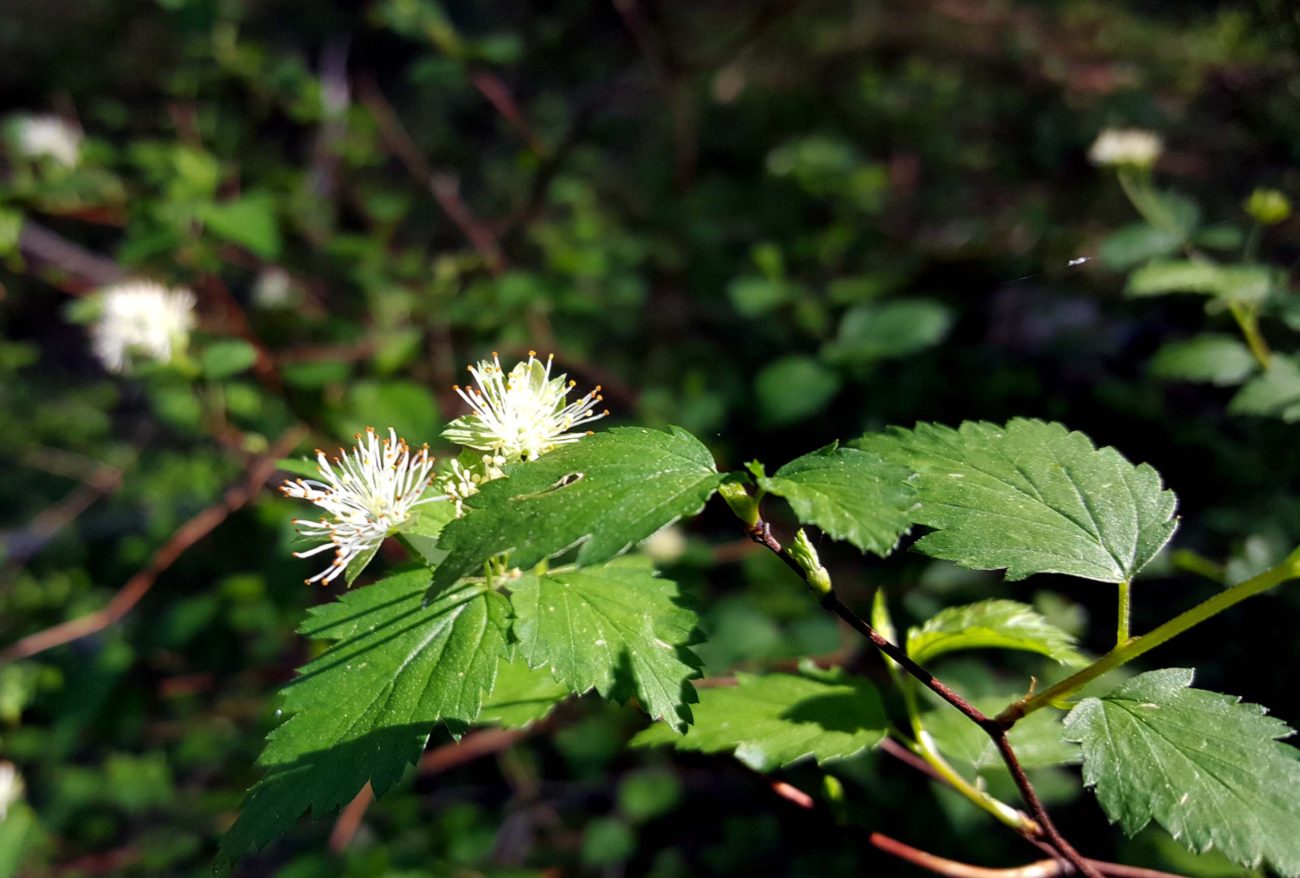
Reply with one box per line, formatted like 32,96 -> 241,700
1228,356 -> 1300,421
218,571 -> 508,869
906,599 -> 1087,667
342,542 -> 380,586
1150,335 -> 1258,387
430,427 -> 724,592
1064,668 -> 1300,877
397,500 -> 457,568
478,656 -> 569,729
923,698 -> 1080,774
512,556 -> 702,731
631,669 -> 888,771
757,443 -> 916,556
856,419 -> 1177,583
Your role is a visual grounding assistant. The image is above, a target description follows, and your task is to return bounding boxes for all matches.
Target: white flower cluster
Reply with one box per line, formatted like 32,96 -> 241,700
281,352 -> 607,583
282,428 -> 439,585
13,113 -> 82,168
1088,128 -> 1162,169
440,352 -> 606,513
444,352 -> 606,462
90,281 -> 197,373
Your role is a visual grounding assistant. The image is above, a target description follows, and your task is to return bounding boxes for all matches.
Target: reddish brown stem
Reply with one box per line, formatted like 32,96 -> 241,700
330,724 -> 549,851
746,519 -> 1101,878
0,427 -> 307,664
870,833 -> 1189,878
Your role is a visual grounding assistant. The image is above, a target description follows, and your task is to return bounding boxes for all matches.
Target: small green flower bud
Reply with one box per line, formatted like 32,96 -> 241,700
1244,188 -> 1292,226
718,481 -> 759,527
788,528 -> 832,596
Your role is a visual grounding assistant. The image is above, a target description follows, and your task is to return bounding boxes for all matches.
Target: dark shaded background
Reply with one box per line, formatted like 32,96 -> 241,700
2,1 -> 1299,875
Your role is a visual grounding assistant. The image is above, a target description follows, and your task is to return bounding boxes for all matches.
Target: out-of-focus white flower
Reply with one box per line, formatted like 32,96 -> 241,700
0,761 -> 23,822
641,525 -> 688,564
282,428 -> 439,585
1088,128 -> 1162,168
252,266 -> 295,309
14,114 -> 82,168
443,352 -> 607,462
90,281 -> 197,373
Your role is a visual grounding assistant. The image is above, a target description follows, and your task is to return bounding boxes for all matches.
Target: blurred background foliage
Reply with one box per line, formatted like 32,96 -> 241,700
2,0 -> 1299,875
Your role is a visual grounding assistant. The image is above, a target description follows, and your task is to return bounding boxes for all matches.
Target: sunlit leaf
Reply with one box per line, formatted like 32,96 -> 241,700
857,419 -> 1177,583
1064,669 -> 1300,877
906,599 -> 1087,667
512,556 -> 702,731
218,571 -> 508,869
632,668 -> 888,771
430,427 -> 724,592
752,443 -> 915,555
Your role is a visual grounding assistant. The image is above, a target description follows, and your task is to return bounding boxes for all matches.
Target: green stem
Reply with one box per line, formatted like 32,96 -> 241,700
1116,167 -> 1167,231
1228,299 -> 1272,370
900,681 -> 1035,833
998,551 -> 1300,724
1115,579 -> 1131,647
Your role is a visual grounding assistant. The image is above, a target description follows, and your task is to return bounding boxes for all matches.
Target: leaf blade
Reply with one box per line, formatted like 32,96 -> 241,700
756,443 -> 916,556
1063,668 -> 1300,877
857,419 -> 1178,583
218,571 -> 509,868
430,427 -> 724,592
906,599 -> 1087,667
511,557 -> 702,732
632,669 -> 888,771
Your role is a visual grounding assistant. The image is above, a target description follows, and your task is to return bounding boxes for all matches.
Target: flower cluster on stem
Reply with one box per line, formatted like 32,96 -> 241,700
439,351 -> 606,512
281,352 -> 607,582
282,427 -> 438,584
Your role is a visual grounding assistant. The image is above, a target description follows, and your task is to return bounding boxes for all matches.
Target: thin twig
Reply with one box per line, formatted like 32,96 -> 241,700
358,78 -> 506,275
17,220 -> 126,291
746,519 -> 1101,878
328,783 -> 375,852
878,736 -> 950,786
0,427 -> 307,664
329,724 -> 548,851
870,833 -> 1189,878
467,70 -> 544,155
1,460 -> 124,573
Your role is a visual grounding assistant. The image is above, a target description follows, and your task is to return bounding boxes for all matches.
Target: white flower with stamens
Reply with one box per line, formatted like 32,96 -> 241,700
282,427 -> 439,585
1088,128 -> 1162,168
90,281 -> 196,373
443,352 -> 607,462
13,114 -> 82,168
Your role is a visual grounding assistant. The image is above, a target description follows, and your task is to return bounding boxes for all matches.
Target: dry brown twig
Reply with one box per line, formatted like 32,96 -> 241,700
329,724 -> 551,851
358,79 -> 507,275
0,426 -> 307,664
